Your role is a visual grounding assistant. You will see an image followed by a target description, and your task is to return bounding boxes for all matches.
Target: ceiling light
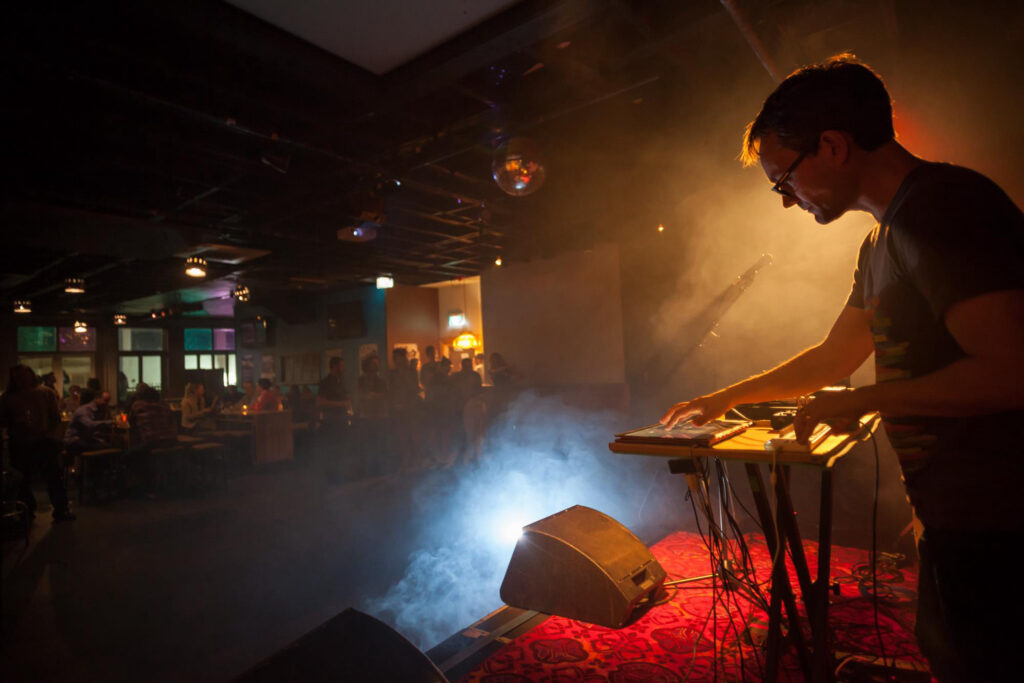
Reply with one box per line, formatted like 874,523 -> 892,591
453,332 -> 480,351
232,284 -> 250,302
113,314 -> 127,326
185,256 -> 207,278
65,277 -> 85,294
73,320 -> 88,334
376,275 -> 394,290
494,256 -> 503,266
657,224 -> 665,232
14,300 -> 31,314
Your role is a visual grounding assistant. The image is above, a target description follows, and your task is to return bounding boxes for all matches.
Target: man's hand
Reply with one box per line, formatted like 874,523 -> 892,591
792,390 -> 868,443
660,390 -> 735,429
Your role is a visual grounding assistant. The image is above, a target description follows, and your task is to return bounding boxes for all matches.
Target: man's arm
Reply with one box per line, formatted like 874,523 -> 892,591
661,305 -> 874,427
794,290 -> 1024,439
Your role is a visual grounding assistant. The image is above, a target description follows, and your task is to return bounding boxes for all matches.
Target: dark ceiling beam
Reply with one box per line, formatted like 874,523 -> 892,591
381,0 -> 613,106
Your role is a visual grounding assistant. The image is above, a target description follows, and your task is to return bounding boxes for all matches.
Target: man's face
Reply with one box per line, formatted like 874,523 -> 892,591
758,133 -> 847,225
97,391 -> 111,407
331,361 -> 343,376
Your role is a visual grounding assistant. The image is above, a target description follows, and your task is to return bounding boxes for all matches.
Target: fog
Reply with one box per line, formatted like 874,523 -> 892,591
362,391 -> 683,650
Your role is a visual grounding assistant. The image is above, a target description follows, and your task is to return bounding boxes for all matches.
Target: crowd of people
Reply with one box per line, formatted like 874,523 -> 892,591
0,349 -> 516,521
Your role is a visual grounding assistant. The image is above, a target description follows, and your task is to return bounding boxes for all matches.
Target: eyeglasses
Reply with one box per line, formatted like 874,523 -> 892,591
770,150 -> 809,197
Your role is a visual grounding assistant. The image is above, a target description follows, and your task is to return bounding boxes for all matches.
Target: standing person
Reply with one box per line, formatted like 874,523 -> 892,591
0,365 -> 75,521
317,356 -> 351,423
660,54 -> 1023,682
59,384 -> 82,415
40,372 -> 60,400
420,346 -> 440,398
387,348 -> 421,470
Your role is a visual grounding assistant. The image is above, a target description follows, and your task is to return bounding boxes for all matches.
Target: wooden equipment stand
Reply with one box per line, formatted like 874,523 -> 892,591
610,414 -> 879,682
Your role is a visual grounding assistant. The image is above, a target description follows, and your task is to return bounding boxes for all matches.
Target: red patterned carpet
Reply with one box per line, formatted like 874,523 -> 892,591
463,531 -> 928,682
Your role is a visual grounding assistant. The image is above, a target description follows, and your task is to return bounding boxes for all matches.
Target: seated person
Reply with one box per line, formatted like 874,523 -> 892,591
252,378 -> 282,412
240,380 -> 258,407
180,382 -> 216,433
127,384 -> 178,495
64,389 -> 114,454
222,384 -> 244,408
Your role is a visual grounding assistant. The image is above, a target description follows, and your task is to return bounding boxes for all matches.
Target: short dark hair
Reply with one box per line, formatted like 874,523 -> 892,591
258,378 -> 272,390
329,356 -> 342,368
742,53 -> 894,166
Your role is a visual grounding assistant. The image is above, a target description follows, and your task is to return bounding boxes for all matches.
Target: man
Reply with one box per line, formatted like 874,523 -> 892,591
0,365 -> 75,521
317,356 -> 352,416
65,390 -> 114,455
661,54 -> 1023,681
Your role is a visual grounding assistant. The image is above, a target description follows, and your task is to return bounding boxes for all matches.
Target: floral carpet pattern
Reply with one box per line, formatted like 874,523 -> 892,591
464,531 -> 927,681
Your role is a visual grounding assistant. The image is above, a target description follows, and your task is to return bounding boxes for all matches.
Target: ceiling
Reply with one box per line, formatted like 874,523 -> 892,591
3,0 -> 1021,322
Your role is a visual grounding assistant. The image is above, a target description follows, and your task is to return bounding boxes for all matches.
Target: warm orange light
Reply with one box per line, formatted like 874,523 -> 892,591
453,332 -> 480,351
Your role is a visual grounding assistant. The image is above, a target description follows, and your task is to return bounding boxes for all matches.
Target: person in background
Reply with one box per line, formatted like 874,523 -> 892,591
387,348 -> 419,414
64,390 -> 114,455
253,378 -> 281,412
284,384 -> 301,411
180,382 -> 215,433
356,353 -> 388,419
127,383 -> 178,496
59,384 -> 82,415
420,346 -> 440,397
240,380 -> 258,407
488,352 -> 516,387
453,357 -> 482,403
86,377 -> 102,394
317,356 -> 351,418
0,365 -> 75,521
222,384 -> 244,408
41,372 -> 60,400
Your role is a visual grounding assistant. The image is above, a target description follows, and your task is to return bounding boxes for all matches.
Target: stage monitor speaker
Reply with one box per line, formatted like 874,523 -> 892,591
235,608 -> 448,683
500,505 -> 666,628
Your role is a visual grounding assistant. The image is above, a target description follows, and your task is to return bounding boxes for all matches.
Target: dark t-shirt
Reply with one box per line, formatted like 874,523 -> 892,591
847,162 -> 1024,530
318,373 -> 348,402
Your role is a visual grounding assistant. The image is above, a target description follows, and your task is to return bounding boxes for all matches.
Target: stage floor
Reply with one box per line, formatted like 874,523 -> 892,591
429,531 -> 930,682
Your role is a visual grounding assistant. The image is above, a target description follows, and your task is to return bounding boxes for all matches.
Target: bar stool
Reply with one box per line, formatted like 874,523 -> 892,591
148,444 -> 188,494
76,448 -> 123,505
188,442 -> 228,492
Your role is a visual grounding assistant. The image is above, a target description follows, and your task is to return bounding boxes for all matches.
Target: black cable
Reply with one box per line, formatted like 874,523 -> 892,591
869,433 -> 891,672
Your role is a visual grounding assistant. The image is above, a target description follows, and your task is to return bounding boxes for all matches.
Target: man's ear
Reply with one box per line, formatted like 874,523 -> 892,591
819,130 -> 851,164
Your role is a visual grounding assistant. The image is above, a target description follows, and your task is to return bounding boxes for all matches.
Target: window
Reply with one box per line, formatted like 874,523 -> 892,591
118,328 -> 165,399
119,355 -> 163,399
118,328 -> 165,351
184,328 -> 213,351
184,353 -> 237,387
17,326 -> 57,352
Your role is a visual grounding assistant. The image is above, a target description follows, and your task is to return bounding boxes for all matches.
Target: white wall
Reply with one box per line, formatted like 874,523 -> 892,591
481,244 -> 625,386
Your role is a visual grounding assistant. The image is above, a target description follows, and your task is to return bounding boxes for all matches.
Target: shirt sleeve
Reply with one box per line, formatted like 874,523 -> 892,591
891,176 -> 1024,319
845,229 -> 875,309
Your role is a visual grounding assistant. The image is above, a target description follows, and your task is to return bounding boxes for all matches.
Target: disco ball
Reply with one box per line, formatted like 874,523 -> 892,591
492,137 -> 546,196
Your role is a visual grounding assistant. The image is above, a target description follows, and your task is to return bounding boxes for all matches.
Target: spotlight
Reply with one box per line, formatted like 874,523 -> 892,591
657,224 -> 665,232
65,277 -> 85,294
113,314 -> 127,326
73,320 -> 87,334
232,284 -> 250,302
376,275 -> 394,290
185,256 -> 208,278
494,256 -> 503,267
14,300 -> 31,314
